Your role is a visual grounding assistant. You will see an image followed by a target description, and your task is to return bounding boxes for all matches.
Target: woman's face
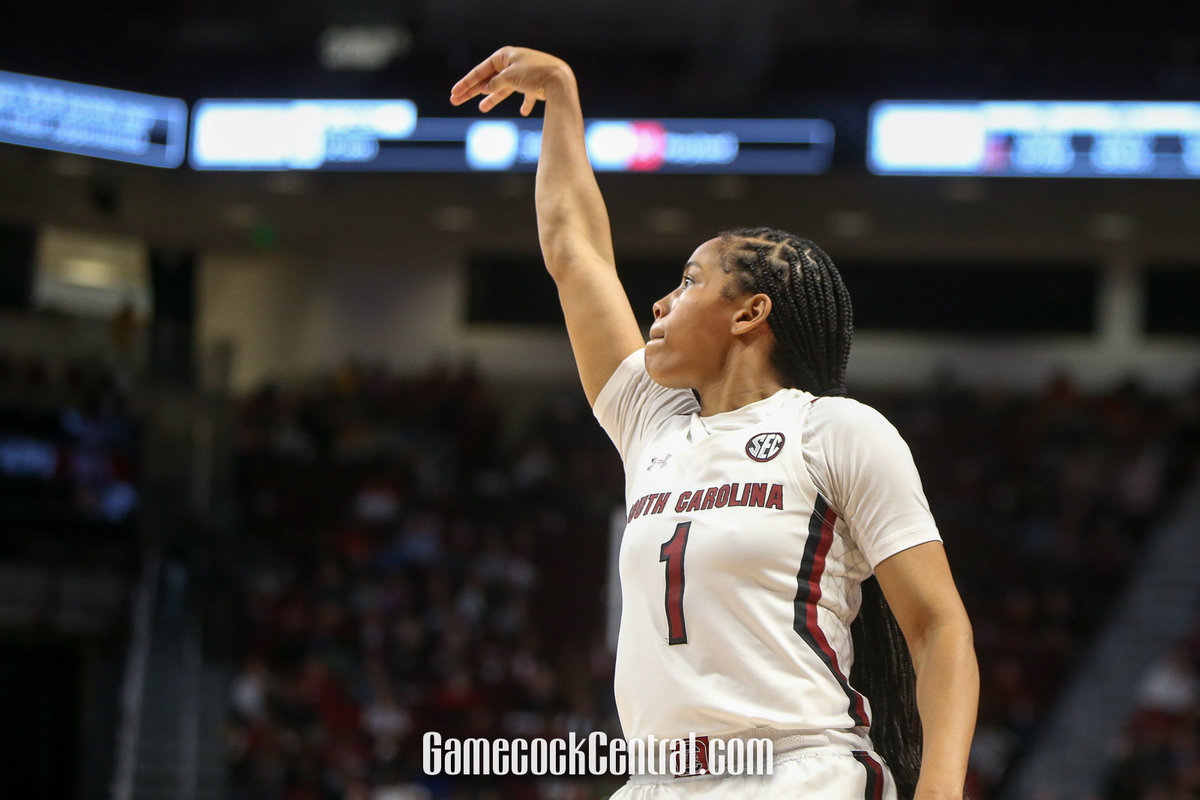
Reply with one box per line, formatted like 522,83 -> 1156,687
645,237 -> 744,389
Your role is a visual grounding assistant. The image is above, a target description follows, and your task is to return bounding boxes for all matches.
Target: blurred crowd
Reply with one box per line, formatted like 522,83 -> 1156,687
1108,620 -> 1200,798
860,377 -> 1200,800
228,362 -> 623,800
226,363 -> 1200,800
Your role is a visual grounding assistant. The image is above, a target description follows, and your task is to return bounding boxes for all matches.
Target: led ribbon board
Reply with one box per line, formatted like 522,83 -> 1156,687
464,118 -> 834,174
190,100 -> 418,169
190,111 -> 833,174
0,71 -> 187,168
870,101 -> 1200,178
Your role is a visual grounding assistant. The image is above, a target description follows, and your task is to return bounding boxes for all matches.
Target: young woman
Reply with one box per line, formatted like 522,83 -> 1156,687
451,48 -> 978,800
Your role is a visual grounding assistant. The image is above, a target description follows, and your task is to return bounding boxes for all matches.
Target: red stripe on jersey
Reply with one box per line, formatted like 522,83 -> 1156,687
794,495 -> 870,727
852,750 -> 886,800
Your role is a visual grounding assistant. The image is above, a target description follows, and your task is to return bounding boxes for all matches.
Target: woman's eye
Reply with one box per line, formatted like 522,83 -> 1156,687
682,275 -> 695,288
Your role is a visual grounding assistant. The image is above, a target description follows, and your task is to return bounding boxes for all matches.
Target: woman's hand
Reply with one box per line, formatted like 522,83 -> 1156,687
450,47 -> 574,116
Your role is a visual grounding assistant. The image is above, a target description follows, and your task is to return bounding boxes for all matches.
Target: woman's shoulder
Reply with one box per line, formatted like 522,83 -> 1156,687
802,395 -> 903,442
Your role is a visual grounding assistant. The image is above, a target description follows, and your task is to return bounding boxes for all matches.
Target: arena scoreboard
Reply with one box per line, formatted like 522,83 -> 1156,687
869,101 -> 1200,178
21,64 -> 1200,180
0,70 -> 187,168
190,104 -> 835,174
190,99 -> 419,170
461,118 -> 834,174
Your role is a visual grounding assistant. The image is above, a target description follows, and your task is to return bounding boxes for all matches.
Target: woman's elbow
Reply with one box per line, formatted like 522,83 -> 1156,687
910,605 -> 975,663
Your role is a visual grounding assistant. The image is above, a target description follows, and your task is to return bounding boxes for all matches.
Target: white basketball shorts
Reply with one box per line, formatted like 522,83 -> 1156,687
610,747 -> 896,800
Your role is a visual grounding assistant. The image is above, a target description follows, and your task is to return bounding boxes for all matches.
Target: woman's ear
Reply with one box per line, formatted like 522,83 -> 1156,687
731,293 -> 773,335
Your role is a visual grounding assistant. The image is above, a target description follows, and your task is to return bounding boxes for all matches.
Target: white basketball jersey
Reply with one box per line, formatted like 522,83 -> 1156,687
594,349 -> 941,742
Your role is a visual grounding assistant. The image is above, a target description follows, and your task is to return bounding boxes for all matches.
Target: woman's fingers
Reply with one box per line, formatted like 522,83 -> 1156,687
450,69 -> 495,104
477,69 -> 519,112
479,85 -> 516,113
450,48 -> 513,105
450,46 -> 552,115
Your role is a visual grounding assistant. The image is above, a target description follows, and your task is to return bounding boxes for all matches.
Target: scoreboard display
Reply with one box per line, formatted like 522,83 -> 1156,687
869,101 -> 1200,178
190,106 -> 835,175
0,70 -> 187,168
13,63 -> 1200,181
190,99 -> 418,170
461,118 -> 834,174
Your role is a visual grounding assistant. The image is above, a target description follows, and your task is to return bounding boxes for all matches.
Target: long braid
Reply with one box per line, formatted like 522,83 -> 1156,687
794,245 -> 831,384
752,241 -> 823,392
780,245 -> 823,388
718,227 -> 921,800
719,227 -> 852,394
852,577 -> 923,800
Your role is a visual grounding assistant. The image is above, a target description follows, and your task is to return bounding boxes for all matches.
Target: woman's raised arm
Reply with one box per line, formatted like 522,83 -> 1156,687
451,47 -> 645,405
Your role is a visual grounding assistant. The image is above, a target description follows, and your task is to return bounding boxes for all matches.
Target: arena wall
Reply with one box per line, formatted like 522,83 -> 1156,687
197,243 -> 1200,393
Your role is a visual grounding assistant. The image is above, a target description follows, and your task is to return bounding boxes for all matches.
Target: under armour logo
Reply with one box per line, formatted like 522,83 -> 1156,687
647,454 -> 672,471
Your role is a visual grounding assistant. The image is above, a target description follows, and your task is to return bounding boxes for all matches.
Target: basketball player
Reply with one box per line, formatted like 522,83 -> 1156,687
452,48 -> 978,800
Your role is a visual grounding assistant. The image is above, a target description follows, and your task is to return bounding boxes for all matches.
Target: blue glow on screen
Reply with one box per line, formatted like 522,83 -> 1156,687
463,118 -> 832,175
870,101 -> 1200,178
190,110 -> 831,173
190,100 -> 418,169
0,70 -> 187,167
466,120 -> 741,171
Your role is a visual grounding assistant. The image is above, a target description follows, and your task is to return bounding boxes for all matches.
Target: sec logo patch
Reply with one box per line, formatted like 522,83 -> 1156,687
745,432 -> 785,462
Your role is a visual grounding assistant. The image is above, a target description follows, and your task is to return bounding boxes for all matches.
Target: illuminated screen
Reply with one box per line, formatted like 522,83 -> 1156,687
464,118 -> 833,174
190,99 -> 418,169
0,70 -> 187,168
190,111 -> 833,174
0,404 -> 140,528
869,101 -> 1200,178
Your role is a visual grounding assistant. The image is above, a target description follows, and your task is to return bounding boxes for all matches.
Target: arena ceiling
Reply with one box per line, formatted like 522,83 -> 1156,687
5,0 -> 1200,119
5,0 -> 1200,259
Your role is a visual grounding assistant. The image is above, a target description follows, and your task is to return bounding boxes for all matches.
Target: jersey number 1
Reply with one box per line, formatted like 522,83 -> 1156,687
659,522 -> 691,645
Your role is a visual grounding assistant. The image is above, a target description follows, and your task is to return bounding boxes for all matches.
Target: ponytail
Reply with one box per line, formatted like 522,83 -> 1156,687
850,576 -> 923,800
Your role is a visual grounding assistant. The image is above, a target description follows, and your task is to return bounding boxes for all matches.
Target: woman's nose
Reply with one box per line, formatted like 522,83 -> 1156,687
653,295 -> 669,319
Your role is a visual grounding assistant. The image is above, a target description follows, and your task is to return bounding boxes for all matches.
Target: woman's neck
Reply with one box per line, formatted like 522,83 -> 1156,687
695,364 -> 785,416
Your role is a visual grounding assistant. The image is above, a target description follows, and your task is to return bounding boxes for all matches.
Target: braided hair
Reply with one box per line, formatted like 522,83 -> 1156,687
718,227 -> 924,800
718,228 -> 852,396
